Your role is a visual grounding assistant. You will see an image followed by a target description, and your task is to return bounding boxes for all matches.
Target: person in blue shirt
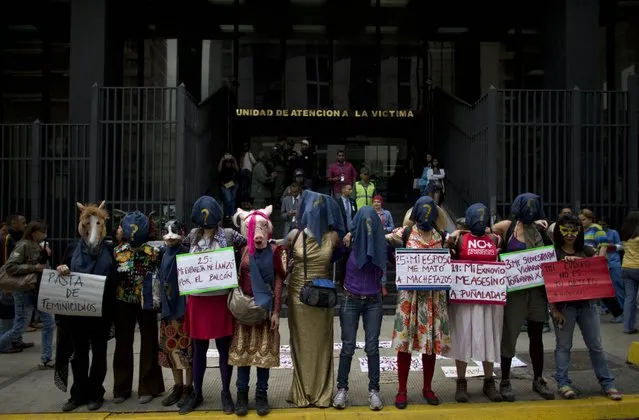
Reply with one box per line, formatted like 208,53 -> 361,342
599,217 -> 625,310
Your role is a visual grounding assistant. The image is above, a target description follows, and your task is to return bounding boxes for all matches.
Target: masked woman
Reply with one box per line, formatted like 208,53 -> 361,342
112,211 -> 164,404
550,215 -> 622,401
157,220 -> 192,408
55,202 -> 116,412
445,203 -> 503,403
386,196 -> 450,408
492,193 -> 553,402
181,196 -> 247,414
283,190 -> 345,408
228,206 -> 287,416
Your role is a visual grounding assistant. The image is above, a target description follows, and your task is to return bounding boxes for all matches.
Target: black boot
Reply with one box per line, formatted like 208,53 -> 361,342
179,392 -> 203,415
161,385 -> 184,406
235,391 -> 249,416
255,390 -> 270,416
222,390 -> 236,414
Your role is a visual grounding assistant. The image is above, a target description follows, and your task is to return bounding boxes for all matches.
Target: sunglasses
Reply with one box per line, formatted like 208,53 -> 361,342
559,225 -> 580,237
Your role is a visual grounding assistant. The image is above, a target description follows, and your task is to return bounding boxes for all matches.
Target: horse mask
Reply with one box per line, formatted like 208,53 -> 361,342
77,200 -> 108,255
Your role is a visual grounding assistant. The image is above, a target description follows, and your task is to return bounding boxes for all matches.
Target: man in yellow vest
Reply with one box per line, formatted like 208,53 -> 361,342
354,168 -> 376,210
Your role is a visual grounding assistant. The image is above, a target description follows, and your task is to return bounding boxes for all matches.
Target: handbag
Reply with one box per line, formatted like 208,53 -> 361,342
0,265 -> 38,292
298,232 -> 338,308
227,249 -> 270,325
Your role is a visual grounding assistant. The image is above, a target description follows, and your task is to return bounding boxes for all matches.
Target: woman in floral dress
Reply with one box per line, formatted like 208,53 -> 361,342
386,196 -> 450,409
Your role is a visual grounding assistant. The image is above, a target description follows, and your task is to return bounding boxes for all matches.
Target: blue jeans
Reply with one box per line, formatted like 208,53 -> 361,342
553,301 -> 616,391
236,366 -> 270,393
337,294 -> 383,392
609,266 -> 624,309
0,291 -> 55,363
221,184 -> 239,217
623,268 -> 639,332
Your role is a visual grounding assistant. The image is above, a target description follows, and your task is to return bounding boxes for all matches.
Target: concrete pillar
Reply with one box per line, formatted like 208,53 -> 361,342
333,57 -> 350,109
544,0 -> 600,89
238,44 -> 254,108
285,47 -> 307,109
69,0 -> 106,122
480,42 -> 501,91
379,53 -> 398,109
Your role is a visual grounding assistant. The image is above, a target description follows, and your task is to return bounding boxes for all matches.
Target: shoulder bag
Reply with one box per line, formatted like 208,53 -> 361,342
227,249 -> 270,326
298,232 -> 338,308
0,265 -> 38,292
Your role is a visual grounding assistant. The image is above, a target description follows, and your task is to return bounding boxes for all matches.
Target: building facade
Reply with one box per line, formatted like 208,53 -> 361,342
1,0 -> 638,255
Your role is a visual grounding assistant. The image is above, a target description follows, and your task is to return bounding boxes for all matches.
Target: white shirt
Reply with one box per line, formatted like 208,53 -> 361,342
242,152 -> 256,171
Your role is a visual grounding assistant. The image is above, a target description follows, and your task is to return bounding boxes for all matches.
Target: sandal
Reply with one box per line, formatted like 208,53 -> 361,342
38,360 -> 55,370
558,385 -> 577,399
603,388 -> 623,401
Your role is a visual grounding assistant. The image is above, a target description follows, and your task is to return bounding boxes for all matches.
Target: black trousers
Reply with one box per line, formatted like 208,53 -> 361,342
113,300 -> 164,397
69,316 -> 111,402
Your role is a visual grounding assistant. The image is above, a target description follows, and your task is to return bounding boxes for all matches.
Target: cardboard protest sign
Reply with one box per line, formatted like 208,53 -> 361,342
395,248 -> 452,291
38,269 -> 106,317
541,256 -> 615,303
500,246 -> 556,292
448,261 -> 508,305
176,247 -> 238,295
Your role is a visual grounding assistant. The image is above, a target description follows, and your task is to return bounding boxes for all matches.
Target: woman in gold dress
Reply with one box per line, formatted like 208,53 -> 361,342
283,190 -> 345,408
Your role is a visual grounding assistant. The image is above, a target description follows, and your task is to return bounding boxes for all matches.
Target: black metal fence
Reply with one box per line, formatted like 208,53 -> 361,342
436,76 -> 639,227
0,84 -> 214,262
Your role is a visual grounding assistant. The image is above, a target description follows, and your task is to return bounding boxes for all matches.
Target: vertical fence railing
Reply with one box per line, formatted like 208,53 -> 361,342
436,84 -> 637,227
97,86 -> 179,231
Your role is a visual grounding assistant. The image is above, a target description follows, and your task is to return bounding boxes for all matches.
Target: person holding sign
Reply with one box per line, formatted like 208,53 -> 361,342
445,203 -> 504,403
548,215 -> 622,401
333,207 -> 387,411
228,206 -> 287,416
386,196 -> 450,409
54,201 -> 116,412
112,211 -> 165,405
181,196 -> 247,414
492,193 -> 554,402
157,220 -> 193,410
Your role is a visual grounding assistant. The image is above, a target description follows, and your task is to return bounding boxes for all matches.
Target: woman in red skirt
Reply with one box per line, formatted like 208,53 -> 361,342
181,196 -> 246,414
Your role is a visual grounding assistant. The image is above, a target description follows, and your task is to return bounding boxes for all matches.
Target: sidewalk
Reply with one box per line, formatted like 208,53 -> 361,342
1,315 -> 638,419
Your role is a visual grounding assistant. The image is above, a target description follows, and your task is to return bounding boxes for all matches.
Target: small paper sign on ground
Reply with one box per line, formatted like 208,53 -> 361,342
176,247 -> 238,295
500,246 -> 557,292
449,261 -> 508,305
395,248 -> 452,290
542,256 -> 615,303
441,365 -> 494,378
37,269 -> 106,317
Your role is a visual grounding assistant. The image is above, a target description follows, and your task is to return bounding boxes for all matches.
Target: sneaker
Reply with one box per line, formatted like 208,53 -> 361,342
533,378 -> 555,400
332,388 -> 348,409
483,378 -> 503,402
603,387 -> 623,401
62,400 -> 83,412
138,395 -> 154,404
623,329 -> 638,334
611,315 -> 624,324
500,380 -> 515,402
113,394 -> 130,404
455,378 -> 469,403
368,390 -> 383,411
0,346 -> 23,354
87,399 -> 104,411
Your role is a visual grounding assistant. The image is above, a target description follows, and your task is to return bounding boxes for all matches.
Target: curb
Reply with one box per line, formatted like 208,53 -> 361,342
627,341 -> 639,366
1,396 -> 638,420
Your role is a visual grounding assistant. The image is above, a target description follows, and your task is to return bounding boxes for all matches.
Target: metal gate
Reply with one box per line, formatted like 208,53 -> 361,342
435,76 -> 638,227
0,84 -> 214,262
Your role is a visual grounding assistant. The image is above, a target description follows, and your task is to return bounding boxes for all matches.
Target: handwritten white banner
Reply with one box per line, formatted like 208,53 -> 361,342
395,249 -> 452,290
500,246 -> 557,292
37,269 -> 106,317
449,261 -> 508,305
176,247 -> 238,295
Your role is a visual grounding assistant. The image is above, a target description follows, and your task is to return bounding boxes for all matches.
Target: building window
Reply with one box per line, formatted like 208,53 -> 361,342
306,46 -> 330,108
